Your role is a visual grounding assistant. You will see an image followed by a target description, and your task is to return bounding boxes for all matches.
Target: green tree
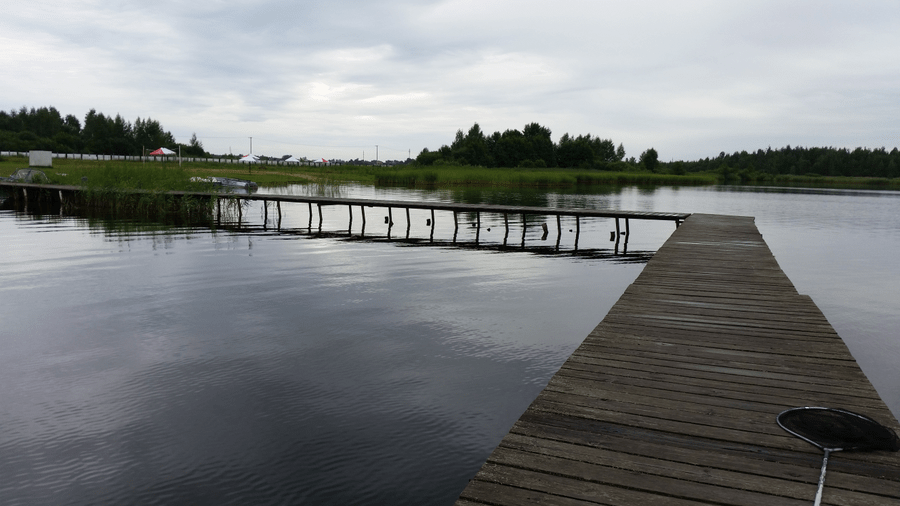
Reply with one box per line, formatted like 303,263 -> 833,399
522,122 -> 556,167
82,109 -> 113,154
639,148 -> 659,172
133,117 -> 176,152
180,132 -> 206,157
490,129 -> 529,167
415,147 -> 443,165
451,123 -> 492,166
556,133 -> 594,168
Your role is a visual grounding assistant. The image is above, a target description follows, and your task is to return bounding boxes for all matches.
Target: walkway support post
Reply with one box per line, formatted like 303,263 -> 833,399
556,215 -> 562,251
317,203 -> 323,232
430,209 -> 435,242
521,213 -> 526,248
503,213 -> 509,246
387,207 -> 393,239
475,211 -> 480,245
575,216 -> 580,251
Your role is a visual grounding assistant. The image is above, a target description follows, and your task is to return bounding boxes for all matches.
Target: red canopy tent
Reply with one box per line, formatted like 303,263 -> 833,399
149,147 -> 175,155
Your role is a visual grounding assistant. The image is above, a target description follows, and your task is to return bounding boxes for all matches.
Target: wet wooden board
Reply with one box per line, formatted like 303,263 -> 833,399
456,213 -> 900,505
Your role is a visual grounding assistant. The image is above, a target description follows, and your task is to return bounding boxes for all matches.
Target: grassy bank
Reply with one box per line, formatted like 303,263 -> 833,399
367,166 -> 716,187
3,155 -> 899,190
770,174 -> 900,188
250,163 -> 718,187
0,156 -> 312,187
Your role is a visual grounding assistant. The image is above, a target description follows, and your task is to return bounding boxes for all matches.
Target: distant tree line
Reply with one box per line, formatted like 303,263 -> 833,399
0,106 -> 207,157
674,146 -> 900,180
416,122 -> 632,169
418,122 -> 900,180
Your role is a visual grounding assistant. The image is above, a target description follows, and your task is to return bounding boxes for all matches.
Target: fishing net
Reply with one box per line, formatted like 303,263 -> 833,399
777,407 -> 900,452
777,407 -> 899,505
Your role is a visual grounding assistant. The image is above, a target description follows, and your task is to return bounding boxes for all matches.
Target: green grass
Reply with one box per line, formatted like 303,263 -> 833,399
770,174 -> 900,187
366,165 -> 716,187
0,157 -> 312,187
261,163 -> 717,187
4,155 -> 898,190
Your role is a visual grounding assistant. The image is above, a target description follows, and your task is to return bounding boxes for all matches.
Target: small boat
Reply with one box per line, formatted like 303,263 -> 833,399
191,176 -> 258,192
2,168 -> 49,183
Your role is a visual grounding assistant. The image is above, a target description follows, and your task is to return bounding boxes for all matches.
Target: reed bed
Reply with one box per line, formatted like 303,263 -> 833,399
367,166 -> 716,187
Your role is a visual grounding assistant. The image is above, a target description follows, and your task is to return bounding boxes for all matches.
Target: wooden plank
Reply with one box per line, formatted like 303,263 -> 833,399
456,214 -> 900,506
556,364 -> 893,416
561,353 -> 881,399
481,450 -> 811,506
511,415 -> 900,482
571,345 -> 871,387
576,335 -> 868,375
500,433 -> 898,504
587,323 -> 855,359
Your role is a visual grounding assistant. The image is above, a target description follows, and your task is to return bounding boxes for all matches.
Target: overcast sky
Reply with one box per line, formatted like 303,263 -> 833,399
3,1 -> 898,161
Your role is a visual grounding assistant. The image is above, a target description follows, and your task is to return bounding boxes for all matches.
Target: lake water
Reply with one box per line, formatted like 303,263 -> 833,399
1,184 -> 898,505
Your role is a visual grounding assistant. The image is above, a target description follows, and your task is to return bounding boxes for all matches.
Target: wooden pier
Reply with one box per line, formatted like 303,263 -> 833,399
0,182 -> 690,250
456,213 -> 900,505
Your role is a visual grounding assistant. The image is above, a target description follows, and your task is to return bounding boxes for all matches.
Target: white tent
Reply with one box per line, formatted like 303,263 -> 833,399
149,147 -> 176,155
283,156 -> 301,163
239,154 -> 259,163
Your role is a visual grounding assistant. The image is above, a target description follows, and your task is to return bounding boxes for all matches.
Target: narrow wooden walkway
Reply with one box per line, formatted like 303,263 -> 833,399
456,213 -> 900,506
0,181 -> 691,223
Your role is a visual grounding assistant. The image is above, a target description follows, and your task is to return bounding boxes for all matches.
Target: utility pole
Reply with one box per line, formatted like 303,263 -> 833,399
376,145 -> 378,162
249,137 -> 253,154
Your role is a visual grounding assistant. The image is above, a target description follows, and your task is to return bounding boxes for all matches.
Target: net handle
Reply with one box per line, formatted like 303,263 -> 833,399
813,448 -> 830,506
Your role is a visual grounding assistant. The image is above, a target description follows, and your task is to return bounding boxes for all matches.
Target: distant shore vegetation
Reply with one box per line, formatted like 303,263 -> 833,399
0,106 -> 206,157
2,106 -> 899,188
416,122 -> 900,185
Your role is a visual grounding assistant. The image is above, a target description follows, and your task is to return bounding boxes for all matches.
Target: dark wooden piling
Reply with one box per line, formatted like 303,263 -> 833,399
316,204 -> 323,232
361,206 -> 367,236
430,209 -> 435,242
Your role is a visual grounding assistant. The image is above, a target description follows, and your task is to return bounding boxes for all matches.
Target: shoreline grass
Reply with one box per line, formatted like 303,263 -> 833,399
2,155 -> 899,191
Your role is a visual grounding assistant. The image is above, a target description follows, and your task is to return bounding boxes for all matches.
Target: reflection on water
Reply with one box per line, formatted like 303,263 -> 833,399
0,193 -> 650,506
1,182 -> 898,506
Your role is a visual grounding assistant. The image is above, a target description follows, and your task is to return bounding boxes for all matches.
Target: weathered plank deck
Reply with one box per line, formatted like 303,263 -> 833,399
456,213 -> 900,506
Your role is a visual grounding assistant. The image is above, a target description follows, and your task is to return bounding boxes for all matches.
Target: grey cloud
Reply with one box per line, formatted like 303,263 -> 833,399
2,0 -> 899,159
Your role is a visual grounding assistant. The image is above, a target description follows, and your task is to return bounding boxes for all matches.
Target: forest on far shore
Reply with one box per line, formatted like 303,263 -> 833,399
0,106 -> 206,157
2,106 -> 899,180
419,122 -> 900,180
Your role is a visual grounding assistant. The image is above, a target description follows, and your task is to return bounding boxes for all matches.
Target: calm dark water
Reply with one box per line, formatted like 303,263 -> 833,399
1,184 -> 897,505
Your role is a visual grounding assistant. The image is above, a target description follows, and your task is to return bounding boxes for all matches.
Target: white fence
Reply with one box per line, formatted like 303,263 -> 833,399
0,151 -> 335,167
